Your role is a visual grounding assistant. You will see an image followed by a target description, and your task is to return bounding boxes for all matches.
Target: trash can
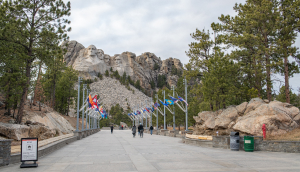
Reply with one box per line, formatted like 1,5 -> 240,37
244,136 -> 254,152
230,132 -> 240,151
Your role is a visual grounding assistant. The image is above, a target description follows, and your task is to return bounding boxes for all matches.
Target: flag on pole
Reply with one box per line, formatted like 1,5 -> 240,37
92,95 -> 98,109
165,99 -> 174,105
160,100 -> 168,106
169,96 -> 178,103
154,102 -> 160,107
145,108 -> 150,112
88,94 -> 94,109
178,96 -> 188,106
137,110 -> 141,114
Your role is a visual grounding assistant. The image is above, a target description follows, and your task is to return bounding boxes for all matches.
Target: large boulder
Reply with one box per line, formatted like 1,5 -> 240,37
236,102 -> 248,114
22,110 -> 74,135
193,98 -> 300,136
244,98 -> 265,114
28,125 -> 56,140
233,101 -> 299,136
215,106 -> 239,129
0,123 -> 29,140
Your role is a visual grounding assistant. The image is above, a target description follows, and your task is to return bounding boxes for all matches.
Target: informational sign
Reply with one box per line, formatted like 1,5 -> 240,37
21,138 -> 38,162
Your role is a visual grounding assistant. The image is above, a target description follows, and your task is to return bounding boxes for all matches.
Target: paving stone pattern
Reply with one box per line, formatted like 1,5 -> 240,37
1,131 -> 300,171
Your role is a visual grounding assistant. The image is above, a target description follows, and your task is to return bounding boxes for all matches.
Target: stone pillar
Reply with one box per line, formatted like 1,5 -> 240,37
0,139 -> 13,166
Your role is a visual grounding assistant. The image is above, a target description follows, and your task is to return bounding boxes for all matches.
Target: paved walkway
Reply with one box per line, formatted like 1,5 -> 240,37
2,130 -> 300,172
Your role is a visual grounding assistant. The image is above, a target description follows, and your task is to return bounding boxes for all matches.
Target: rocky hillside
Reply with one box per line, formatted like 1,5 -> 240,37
90,76 -> 151,110
193,98 -> 300,136
61,40 -> 183,92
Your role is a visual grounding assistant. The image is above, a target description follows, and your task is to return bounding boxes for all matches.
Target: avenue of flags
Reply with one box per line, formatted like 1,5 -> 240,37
127,94 -> 188,120
82,92 -> 188,123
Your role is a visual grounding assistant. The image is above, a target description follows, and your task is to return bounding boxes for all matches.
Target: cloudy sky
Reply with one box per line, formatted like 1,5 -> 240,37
65,0 -> 300,93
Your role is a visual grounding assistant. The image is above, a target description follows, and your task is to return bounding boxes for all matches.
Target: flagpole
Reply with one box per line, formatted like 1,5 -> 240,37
150,98 -> 152,127
82,84 -> 87,131
141,102 -> 143,126
163,90 -> 166,130
145,100 -> 147,129
76,77 -> 82,132
184,76 -> 188,131
86,89 -> 89,130
89,109 -> 91,130
172,85 -> 175,131
156,94 -> 158,132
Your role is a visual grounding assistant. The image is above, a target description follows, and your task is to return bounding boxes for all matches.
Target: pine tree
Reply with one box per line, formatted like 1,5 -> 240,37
275,0 -> 300,103
201,50 -> 239,110
0,0 -> 71,123
105,70 -> 109,77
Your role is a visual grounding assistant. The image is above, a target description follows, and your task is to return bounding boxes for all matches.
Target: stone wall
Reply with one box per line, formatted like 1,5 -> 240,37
0,139 -> 12,166
212,136 -> 300,153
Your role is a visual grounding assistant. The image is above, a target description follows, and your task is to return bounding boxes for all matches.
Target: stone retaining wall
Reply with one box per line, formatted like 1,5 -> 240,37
0,139 -> 13,166
185,136 -> 300,153
183,138 -> 212,148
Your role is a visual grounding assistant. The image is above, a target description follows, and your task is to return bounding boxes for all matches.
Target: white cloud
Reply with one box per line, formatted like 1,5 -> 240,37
64,0 -> 300,93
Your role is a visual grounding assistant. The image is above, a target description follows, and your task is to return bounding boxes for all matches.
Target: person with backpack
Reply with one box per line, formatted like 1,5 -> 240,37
138,123 -> 144,138
132,125 -> 136,137
149,126 -> 154,135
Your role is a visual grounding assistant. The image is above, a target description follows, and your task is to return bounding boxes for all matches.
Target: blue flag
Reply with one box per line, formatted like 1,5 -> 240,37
165,99 -> 174,105
169,96 -> 178,103
160,100 -> 168,106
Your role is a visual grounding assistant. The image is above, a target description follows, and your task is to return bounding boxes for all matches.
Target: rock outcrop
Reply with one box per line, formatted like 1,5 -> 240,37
0,109 -> 74,141
61,40 -> 183,92
193,98 -> 300,136
22,110 -> 75,135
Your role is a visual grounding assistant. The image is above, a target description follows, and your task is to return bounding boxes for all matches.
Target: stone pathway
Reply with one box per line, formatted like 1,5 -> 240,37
1,130 -> 300,172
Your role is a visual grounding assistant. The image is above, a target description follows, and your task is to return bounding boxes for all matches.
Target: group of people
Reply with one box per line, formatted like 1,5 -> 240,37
132,124 -> 155,137
110,124 -> 155,138
132,123 -> 144,138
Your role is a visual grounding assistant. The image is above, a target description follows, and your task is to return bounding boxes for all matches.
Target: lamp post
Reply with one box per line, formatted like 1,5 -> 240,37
76,77 -> 82,131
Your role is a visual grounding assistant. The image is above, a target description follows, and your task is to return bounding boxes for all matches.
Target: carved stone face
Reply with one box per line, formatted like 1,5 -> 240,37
104,55 -> 110,64
96,49 -> 104,60
115,56 -> 122,67
85,45 -> 97,58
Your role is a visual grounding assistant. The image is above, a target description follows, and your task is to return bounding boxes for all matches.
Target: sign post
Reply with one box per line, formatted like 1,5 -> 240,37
20,138 -> 38,168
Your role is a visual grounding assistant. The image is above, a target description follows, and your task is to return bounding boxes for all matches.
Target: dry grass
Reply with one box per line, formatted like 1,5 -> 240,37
265,127 -> 300,141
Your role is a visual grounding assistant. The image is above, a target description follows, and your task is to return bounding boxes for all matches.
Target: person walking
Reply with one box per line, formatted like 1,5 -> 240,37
121,125 -> 123,130
110,125 -> 114,134
149,126 -> 153,135
132,125 -> 136,138
138,123 -> 144,138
